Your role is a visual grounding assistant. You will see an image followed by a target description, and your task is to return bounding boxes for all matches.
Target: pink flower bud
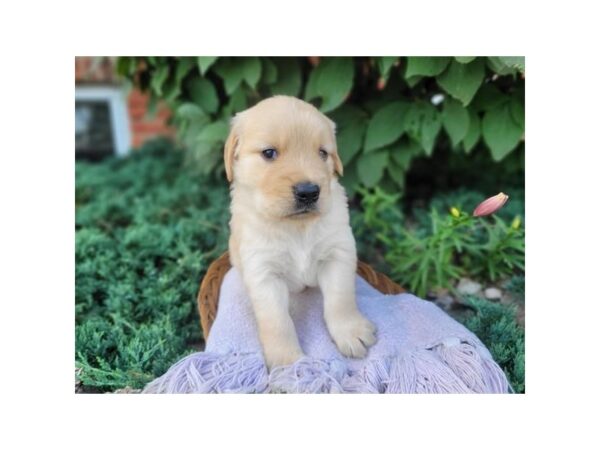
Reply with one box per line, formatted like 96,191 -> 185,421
473,192 -> 509,217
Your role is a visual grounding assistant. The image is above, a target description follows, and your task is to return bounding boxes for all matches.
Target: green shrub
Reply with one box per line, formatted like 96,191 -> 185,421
357,187 -> 525,296
460,297 -> 525,393
351,186 -> 404,270
117,56 -> 524,197
75,140 -> 230,390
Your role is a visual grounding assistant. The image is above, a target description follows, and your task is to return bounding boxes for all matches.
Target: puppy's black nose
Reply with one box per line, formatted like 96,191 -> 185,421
293,182 -> 320,205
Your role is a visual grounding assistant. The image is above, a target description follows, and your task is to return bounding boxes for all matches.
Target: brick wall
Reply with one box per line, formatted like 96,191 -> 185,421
75,57 -> 175,150
126,89 -> 174,148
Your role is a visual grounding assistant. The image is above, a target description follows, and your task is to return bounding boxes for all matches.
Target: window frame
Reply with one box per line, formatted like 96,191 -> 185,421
75,85 -> 131,157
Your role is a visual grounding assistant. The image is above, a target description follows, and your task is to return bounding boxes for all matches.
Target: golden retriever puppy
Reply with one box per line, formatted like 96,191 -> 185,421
224,96 -> 376,369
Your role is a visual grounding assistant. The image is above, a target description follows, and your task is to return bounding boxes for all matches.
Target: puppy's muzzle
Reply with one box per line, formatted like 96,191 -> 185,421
293,182 -> 320,210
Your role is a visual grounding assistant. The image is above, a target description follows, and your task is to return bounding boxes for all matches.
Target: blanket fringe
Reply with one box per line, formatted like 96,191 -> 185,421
269,357 -> 347,393
143,352 -> 268,394
143,339 -> 509,394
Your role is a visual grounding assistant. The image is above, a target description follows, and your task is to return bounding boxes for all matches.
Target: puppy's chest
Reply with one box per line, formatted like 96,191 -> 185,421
278,238 -> 323,293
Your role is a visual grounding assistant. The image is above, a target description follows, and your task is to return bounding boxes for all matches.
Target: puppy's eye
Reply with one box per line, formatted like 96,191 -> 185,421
319,148 -> 328,160
262,148 -> 278,161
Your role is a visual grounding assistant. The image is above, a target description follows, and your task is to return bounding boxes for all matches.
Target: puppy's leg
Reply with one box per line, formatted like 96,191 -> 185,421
244,275 -> 304,369
318,254 -> 377,358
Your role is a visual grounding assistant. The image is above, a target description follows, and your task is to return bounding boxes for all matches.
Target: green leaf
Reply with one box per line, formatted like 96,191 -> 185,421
305,57 -> 355,113
213,58 -> 244,95
463,109 -> 481,154
404,102 -> 442,156
162,76 -> 181,102
304,64 -> 320,100
486,57 -> 517,76
470,83 -> 510,112
362,98 -> 389,116
364,101 -> 410,152
223,87 -> 248,116
437,58 -> 485,105
197,57 -> 218,75
387,160 -> 405,189
339,158 -> 360,198
329,104 -> 368,128
499,56 -> 525,73
455,56 -> 477,64
188,78 -> 219,114
176,103 -> 206,121
175,58 -> 194,83
405,57 -> 451,78
330,105 -> 369,164
377,57 -> 398,79
442,97 -> 470,147
261,58 -> 278,84
510,91 -> 525,130
482,103 -> 523,161
270,58 -> 302,96
181,113 -> 211,144
151,65 -> 170,96
390,139 -> 422,169
337,121 -> 367,164
405,76 -> 422,88
357,150 -> 389,187
197,120 -> 229,143
116,57 -> 136,76
241,57 -> 262,89
318,57 -> 355,112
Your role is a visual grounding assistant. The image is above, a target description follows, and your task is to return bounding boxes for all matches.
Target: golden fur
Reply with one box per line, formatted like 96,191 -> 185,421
225,96 -> 376,368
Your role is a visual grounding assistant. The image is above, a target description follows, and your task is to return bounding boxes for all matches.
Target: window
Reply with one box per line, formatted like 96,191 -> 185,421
75,86 -> 131,159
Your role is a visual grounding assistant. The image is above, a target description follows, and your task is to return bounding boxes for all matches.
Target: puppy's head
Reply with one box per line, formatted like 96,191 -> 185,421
224,96 -> 343,220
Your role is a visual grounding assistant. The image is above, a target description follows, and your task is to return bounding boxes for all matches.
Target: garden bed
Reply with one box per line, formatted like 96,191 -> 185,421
75,140 -> 524,393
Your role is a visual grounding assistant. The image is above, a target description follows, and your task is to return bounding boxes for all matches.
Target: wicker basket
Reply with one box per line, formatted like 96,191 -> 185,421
197,251 -> 404,338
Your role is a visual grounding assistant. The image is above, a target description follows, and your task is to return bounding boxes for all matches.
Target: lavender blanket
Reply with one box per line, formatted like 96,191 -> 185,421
143,268 -> 510,394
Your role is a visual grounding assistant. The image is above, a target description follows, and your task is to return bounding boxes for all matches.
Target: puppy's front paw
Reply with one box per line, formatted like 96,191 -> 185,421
263,345 -> 304,370
328,312 -> 377,359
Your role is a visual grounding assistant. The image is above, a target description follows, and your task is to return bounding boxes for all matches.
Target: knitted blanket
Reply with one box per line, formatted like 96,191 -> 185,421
143,268 -> 510,394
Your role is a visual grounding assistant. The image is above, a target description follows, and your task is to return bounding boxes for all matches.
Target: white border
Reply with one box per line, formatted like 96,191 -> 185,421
3,1 -> 600,448
75,85 -> 131,156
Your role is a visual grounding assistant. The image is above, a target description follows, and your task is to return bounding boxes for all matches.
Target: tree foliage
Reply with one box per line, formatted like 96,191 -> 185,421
117,56 -> 525,196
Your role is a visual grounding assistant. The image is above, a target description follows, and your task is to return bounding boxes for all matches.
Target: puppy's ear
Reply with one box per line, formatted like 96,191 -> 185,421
326,117 -> 344,177
224,116 -> 240,183
332,150 -> 344,177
